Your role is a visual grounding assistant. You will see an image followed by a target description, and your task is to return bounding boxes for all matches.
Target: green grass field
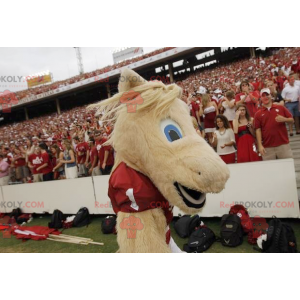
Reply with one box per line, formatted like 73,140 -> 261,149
1,216 -> 300,253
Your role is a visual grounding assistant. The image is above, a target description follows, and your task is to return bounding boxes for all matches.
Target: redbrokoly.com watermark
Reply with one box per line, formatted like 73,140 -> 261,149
0,201 -> 44,209
220,201 -> 294,209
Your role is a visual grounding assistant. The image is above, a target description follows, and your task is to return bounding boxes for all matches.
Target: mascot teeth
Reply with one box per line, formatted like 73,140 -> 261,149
174,182 -> 206,208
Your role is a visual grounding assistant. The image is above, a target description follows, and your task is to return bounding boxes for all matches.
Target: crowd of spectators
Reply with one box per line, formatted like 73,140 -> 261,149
0,105 -> 115,185
183,47 -> 300,164
0,47 -> 300,186
15,47 -> 175,101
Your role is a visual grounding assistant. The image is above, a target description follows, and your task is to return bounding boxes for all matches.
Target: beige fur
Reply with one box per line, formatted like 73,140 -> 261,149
89,69 -> 230,252
117,209 -> 171,253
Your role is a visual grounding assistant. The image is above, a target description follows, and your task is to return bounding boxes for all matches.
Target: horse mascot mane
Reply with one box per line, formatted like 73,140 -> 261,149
89,68 -> 230,253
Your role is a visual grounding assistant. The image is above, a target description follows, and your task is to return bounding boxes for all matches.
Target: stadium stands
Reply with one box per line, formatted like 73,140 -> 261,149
14,47 -> 175,101
0,47 -> 300,186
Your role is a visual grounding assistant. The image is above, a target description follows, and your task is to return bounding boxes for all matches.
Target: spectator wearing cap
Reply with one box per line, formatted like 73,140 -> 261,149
281,75 -> 300,136
0,154 -> 10,186
212,89 -> 223,105
254,88 -> 294,160
235,81 -> 259,118
37,143 -> 54,181
45,137 -> 53,150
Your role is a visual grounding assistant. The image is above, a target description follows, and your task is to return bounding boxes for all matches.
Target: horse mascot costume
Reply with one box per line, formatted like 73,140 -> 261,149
90,68 -> 230,253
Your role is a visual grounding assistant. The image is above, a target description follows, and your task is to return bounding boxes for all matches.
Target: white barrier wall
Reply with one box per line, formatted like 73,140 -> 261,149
0,159 -> 299,218
93,176 -> 114,214
0,187 -> 6,213
1,177 -> 96,214
174,159 -> 299,218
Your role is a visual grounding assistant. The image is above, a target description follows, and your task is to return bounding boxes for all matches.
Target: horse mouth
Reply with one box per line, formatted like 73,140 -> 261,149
174,182 -> 206,209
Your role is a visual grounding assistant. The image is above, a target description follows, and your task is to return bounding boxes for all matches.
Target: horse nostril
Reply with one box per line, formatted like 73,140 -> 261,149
199,172 -> 201,176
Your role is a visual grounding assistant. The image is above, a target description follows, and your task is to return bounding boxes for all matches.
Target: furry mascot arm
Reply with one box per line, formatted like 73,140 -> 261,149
117,209 -> 171,253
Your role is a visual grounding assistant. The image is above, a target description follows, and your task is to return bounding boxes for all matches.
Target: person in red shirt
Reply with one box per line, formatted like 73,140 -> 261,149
74,135 -> 89,177
12,147 -> 28,183
276,70 -> 287,92
96,132 -> 114,175
189,94 -> 201,125
88,138 -> 100,176
291,58 -> 300,75
28,147 -> 43,182
254,88 -> 294,161
251,81 -> 260,91
235,81 -> 259,118
36,143 -> 53,181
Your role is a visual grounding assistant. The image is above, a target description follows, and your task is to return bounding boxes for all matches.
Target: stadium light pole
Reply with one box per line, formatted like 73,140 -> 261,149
74,47 -> 84,75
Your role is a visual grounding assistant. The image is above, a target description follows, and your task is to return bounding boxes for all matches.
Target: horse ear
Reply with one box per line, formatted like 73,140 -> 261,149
118,68 -> 147,93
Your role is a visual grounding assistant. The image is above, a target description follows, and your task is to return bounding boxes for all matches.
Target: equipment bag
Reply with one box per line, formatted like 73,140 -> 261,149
101,216 -> 117,234
174,215 -> 201,238
183,226 -> 216,253
48,209 -> 64,229
73,207 -> 90,227
229,204 -> 253,233
220,214 -> 243,247
262,217 -> 297,253
17,214 -> 31,224
9,208 -> 22,220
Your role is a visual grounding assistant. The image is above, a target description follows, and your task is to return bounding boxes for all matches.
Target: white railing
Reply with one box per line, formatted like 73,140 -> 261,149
1,159 -> 299,218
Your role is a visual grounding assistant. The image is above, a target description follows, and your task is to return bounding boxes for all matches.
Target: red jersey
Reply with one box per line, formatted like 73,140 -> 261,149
90,146 -> 98,166
254,105 -> 292,148
14,156 -> 26,167
276,76 -> 287,91
40,152 -> 53,175
76,142 -> 89,164
190,101 -> 200,119
235,91 -> 259,118
96,139 -> 106,153
108,162 -> 173,244
98,138 -> 114,166
251,81 -> 259,91
251,81 -> 263,91
291,60 -> 299,74
28,154 -> 43,175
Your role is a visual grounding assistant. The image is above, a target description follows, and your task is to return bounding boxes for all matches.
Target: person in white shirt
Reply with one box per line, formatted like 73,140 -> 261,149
219,90 -> 236,128
210,115 -> 236,164
282,75 -> 300,135
290,73 -> 300,87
